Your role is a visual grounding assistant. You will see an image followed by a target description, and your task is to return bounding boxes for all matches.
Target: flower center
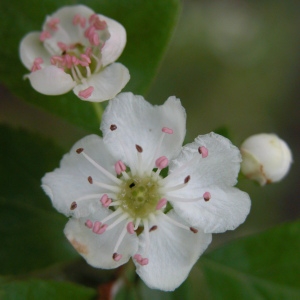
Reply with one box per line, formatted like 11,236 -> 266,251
118,174 -> 162,219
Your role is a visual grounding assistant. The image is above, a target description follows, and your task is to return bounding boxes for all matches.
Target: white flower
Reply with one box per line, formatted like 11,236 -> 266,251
241,133 -> 292,185
19,5 -> 130,102
42,93 -> 251,291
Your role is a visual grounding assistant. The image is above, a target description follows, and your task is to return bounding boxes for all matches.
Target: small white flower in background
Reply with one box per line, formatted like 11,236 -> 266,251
19,5 -> 130,102
240,133 -> 292,186
42,93 -> 251,291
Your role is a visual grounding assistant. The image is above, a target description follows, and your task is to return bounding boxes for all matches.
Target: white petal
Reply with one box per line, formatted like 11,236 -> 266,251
134,211 -> 212,291
43,5 -> 95,53
42,135 -> 118,218
19,32 -> 51,70
101,93 -> 186,171
171,186 -> 251,233
26,66 -> 76,95
99,14 -> 127,66
73,63 -> 130,102
166,133 -> 242,197
64,210 -> 138,269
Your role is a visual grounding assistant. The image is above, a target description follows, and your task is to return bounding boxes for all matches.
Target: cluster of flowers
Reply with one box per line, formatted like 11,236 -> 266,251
19,4 -> 291,292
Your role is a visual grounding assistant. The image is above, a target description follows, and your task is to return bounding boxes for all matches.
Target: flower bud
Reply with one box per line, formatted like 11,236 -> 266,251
240,133 -> 292,186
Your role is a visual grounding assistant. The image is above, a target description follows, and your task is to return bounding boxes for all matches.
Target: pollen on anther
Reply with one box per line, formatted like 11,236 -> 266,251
203,192 -> 211,201
110,124 -> 117,131
184,175 -> 191,184
76,148 -> 84,154
149,225 -> 158,232
198,146 -> 208,158
70,201 -> 77,210
135,144 -> 143,153
190,227 -> 198,234
88,176 -> 93,184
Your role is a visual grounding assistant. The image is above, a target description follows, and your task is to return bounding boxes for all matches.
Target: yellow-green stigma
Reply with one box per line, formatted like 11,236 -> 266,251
118,175 -> 162,219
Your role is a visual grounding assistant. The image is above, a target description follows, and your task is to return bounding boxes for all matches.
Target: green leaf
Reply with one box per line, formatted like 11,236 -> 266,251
198,220 -> 300,299
0,125 -> 78,275
0,0 -> 180,132
0,278 -> 96,300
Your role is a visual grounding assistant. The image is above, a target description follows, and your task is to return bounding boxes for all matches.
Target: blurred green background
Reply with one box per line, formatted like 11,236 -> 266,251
0,0 -> 299,298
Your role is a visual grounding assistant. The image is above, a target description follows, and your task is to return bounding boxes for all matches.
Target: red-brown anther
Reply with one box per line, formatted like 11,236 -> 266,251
76,148 -> 84,154
135,144 -> 143,153
184,175 -> 191,184
70,201 -> 77,210
88,176 -> 93,184
190,227 -> 198,233
110,124 -> 117,131
149,225 -> 158,232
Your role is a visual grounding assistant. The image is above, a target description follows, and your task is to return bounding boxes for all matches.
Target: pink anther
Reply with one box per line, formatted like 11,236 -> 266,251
50,55 -> 63,66
156,198 -> 167,210
134,254 -> 149,266
92,221 -> 102,233
31,57 -> 43,72
39,30 -> 51,41
198,146 -> 208,158
89,32 -> 100,46
162,127 -> 173,134
96,224 -> 108,234
47,18 -> 60,31
85,219 -> 93,229
203,192 -> 211,202
100,194 -> 111,207
127,222 -> 135,234
113,253 -> 122,261
84,25 -> 95,38
57,42 -> 68,51
78,86 -> 94,99
62,54 -> 72,69
115,160 -> 126,175
133,254 -> 142,261
73,14 -> 86,28
89,14 -> 107,30
155,156 -> 169,169
85,47 -> 92,57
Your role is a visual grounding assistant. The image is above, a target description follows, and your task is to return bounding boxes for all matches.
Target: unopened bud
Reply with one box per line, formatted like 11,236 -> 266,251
240,133 -> 292,186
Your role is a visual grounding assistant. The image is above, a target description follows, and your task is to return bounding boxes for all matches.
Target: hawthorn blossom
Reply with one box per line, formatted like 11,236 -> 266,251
19,5 -> 130,101
42,93 -> 251,291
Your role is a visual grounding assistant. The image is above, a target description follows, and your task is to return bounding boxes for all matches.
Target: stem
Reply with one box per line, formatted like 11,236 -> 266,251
92,102 -> 103,121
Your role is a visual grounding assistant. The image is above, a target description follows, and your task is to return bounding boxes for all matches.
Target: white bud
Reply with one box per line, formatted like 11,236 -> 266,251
240,133 -> 292,186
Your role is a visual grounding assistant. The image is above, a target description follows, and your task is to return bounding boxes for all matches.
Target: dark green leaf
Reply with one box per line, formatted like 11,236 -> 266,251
198,220 -> 300,299
0,278 -> 96,300
0,125 -> 78,275
0,0 -> 180,132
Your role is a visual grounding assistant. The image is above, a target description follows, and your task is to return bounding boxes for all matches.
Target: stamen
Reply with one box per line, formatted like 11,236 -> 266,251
135,145 -> 143,153
95,224 -> 108,235
198,146 -> 208,158
155,156 -> 169,170
134,218 -> 141,230
112,253 -> 122,262
77,148 -> 121,184
110,124 -> 117,131
88,176 -> 93,184
57,42 -> 68,52
106,213 -> 129,231
127,222 -> 135,234
70,201 -> 77,210
31,57 -> 43,72
166,195 -> 202,203
115,160 -> 126,175
156,198 -> 167,210
39,30 -> 51,41
73,193 -> 103,204
113,224 -> 131,256
190,227 -> 198,233
143,219 -> 150,253
203,192 -> 211,201
184,175 -> 191,184
100,208 -> 123,225
134,254 -> 149,266
149,225 -> 158,232
92,221 -> 102,233
159,212 -> 191,231
78,86 -> 94,99
162,127 -> 173,134
85,219 -> 93,228
73,14 -> 86,28
47,18 -> 60,31
93,180 -> 120,193
100,194 -> 112,207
